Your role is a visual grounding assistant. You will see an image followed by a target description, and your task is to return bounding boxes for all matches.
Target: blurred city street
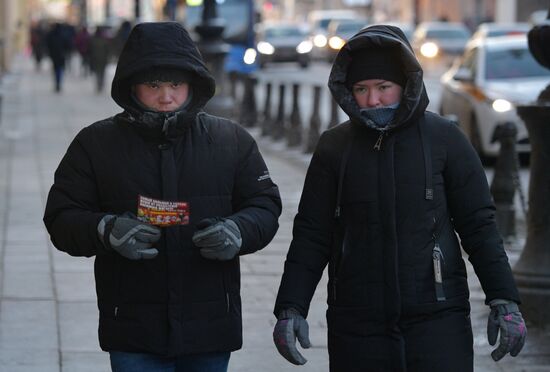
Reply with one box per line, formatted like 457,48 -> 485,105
0,54 -> 549,372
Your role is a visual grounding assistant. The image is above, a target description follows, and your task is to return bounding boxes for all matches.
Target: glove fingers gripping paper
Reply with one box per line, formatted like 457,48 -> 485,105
110,223 -> 144,247
133,225 -> 161,242
137,195 -> 189,227
192,224 -> 225,245
136,247 -> 159,259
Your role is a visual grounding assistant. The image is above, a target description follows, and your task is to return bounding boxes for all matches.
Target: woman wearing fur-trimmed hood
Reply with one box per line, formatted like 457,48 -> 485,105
273,25 -> 525,372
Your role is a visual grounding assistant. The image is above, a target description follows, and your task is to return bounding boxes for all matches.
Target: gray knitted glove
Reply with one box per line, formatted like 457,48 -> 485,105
97,214 -> 161,260
273,308 -> 311,365
487,299 -> 527,361
192,217 -> 242,260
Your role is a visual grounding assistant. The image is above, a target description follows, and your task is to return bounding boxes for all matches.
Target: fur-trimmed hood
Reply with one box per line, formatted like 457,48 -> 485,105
328,24 -> 429,131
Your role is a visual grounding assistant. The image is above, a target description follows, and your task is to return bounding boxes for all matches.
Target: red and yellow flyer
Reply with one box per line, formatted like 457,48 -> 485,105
137,195 -> 190,227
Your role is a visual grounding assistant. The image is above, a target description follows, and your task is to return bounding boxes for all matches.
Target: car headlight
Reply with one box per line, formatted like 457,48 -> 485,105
328,36 -> 345,50
243,48 -> 257,65
257,41 -> 275,55
313,34 -> 327,48
492,99 -> 513,113
296,40 -> 313,54
420,42 -> 439,58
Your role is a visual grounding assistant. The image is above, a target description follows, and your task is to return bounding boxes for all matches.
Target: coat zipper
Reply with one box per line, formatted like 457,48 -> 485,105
222,268 -> 230,313
432,243 -> 446,301
373,132 -> 385,151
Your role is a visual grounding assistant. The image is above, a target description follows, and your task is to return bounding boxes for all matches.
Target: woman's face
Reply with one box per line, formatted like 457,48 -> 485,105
351,79 -> 403,109
134,81 -> 190,112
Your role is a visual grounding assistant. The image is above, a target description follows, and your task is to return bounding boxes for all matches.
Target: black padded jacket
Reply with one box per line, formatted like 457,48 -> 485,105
44,22 -> 281,356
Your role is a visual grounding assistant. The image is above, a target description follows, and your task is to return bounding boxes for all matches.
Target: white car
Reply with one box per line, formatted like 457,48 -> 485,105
439,35 -> 550,158
470,22 -> 531,41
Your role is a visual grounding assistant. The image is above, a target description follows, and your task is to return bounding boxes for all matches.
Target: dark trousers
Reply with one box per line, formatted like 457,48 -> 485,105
53,64 -> 64,92
328,310 -> 473,372
110,351 -> 231,372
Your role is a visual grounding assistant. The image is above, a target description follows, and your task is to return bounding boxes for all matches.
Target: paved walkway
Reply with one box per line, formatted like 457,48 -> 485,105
0,56 -> 548,372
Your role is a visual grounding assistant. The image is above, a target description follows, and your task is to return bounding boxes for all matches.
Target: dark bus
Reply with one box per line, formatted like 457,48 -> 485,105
183,0 -> 257,74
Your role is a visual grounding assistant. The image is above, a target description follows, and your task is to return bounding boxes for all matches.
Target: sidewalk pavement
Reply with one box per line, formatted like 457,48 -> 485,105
0,55 -> 548,372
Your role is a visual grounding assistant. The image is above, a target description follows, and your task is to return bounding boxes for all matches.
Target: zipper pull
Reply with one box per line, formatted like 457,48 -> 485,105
162,115 -> 170,134
432,243 -> 446,301
373,132 -> 384,151
433,245 -> 443,284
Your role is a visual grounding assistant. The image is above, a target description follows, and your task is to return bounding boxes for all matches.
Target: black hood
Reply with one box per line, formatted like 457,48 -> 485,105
111,22 -> 215,116
328,25 -> 429,131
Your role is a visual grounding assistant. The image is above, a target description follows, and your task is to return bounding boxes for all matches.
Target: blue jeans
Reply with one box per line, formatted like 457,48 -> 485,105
109,351 -> 230,372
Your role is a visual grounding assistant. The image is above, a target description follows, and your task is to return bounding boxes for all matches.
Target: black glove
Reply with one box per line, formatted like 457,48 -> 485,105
273,308 -> 311,365
192,217 -> 242,260
97,214 -> 161,260
487,299 -> 527,361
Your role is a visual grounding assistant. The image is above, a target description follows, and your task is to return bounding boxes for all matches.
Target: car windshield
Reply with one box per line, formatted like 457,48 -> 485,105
265,27 -> 304,38
337,22 -> 365,33
319,19 -> 333,29
485,47 -> 550,79
426,29 -> 470,39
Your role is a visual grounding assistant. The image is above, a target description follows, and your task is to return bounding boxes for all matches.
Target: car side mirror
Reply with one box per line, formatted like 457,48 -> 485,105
453,67 -> 474,82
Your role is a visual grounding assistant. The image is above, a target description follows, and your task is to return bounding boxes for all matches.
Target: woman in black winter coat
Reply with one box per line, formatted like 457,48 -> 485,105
44,22 -> 281,372
273,25 -> 526,372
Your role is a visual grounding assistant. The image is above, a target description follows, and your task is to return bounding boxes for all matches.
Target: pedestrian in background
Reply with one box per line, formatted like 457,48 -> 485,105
44,22 -> 281,372
74,25 -> 91,76
89,25 -> 111,93
46,22 -> 71,92
273,24 -> 526,372
30,20 -> 47,71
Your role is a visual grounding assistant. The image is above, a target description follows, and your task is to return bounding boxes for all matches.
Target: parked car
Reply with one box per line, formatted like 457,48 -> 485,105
326,18 -> 368,62
439,35 -> 550,158
470,22 -> 531,41
412,22 -> 471,61
306,9 -> 359,60
256,23 -> 312,68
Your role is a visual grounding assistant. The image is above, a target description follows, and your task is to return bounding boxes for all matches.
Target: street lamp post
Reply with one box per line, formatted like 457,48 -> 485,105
195,0 -> 233,118
512,9 -> 550,327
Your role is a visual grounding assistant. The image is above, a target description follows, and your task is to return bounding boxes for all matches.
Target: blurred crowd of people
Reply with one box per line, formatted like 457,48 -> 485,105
29,19 -> 133,93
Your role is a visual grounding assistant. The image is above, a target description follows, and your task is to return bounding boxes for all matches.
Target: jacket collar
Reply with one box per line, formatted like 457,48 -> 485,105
116,109 -> 199,141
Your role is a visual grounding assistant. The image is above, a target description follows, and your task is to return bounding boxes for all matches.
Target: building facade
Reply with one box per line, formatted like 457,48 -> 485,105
0,0 -> 33,73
